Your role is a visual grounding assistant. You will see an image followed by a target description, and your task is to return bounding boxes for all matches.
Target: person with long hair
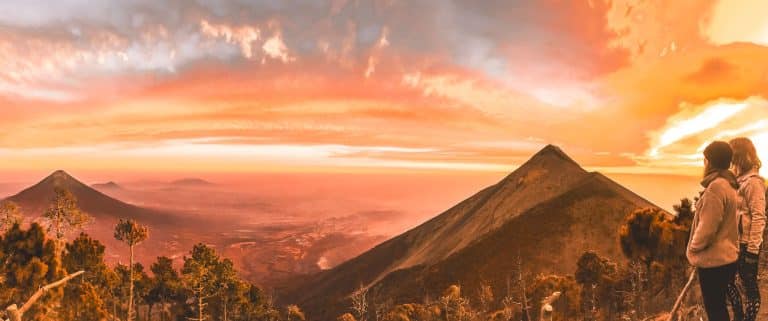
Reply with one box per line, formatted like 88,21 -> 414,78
688,141 -> 740,321
726,137 -> 766,321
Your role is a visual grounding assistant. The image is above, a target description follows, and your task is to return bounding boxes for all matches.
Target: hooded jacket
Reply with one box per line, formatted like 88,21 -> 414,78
736,169 -> 767,254
687,170 -> 740,268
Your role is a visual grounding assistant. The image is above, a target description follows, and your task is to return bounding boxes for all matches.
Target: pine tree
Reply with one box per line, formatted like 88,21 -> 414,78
238,284 -> 268,321
182,243 -> 219,321
0,223 -> 65,321
63,233 -> 109,283
149,256 -> 181,321
213,258 -> 239,321
42,188 -> 90,259
114,219 -> 149,321
61,233 -> 112,321
61,282 -> 108,321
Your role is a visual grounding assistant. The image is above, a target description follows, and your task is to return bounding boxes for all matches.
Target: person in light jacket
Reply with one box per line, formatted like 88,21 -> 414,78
726,137 -> 766,321
688,141 -> 740,321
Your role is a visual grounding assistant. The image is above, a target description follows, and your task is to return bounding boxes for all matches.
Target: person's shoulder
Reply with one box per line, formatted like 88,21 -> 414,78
745,175 -> 766,191
709,177 -> 737,194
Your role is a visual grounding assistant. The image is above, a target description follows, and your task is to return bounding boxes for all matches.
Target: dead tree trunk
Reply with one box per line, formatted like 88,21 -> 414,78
539,292 -> 561,321
4,271 -> 84,321
667,269 -> 697,321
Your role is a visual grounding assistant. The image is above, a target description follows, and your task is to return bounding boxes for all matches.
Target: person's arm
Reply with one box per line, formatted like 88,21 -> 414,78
745,178 -> 767,255
688,184 -> 725,253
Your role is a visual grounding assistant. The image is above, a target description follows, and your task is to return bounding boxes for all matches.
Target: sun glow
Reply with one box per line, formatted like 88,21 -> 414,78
749,132 -> 768,177
643,97 -> 768,176
649,101 -> 748,157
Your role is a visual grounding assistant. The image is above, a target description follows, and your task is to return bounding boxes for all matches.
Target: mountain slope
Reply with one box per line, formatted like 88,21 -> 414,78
7,170 -> 179,226
389,145 -> 589,272
279,145 -> 661,319
3,170 -> 216,266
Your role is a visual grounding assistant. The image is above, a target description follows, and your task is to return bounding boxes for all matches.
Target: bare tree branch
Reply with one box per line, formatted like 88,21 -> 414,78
5,270 -> 84,321
667,269 -> 697,321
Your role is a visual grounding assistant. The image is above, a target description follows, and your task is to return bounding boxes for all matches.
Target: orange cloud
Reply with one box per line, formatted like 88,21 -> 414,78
1,1 -> 768,176
684,58 -> 737,84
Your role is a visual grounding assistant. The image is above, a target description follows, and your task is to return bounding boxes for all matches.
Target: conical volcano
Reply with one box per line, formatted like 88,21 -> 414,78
280,145 -> 661,319
7,170 -> 172,225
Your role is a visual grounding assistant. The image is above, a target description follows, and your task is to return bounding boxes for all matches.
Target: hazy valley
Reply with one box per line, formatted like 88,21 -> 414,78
0,164 -> 701,290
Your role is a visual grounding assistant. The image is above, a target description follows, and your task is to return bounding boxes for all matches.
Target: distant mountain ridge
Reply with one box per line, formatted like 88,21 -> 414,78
169,178 -> 214,187
279,145 -> 662,319
7,170 -> 177,226
91,181 -> 123,190
2,170 -> 219,269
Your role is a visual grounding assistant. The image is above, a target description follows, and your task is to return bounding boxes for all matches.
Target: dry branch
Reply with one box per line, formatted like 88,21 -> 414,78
667,269 -> 697,321
4,270 -> 84,321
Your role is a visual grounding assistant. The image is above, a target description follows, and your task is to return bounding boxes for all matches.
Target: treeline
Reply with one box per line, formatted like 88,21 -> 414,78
333,200 -> 698,321
0,189 -> 302,321
0,188 -> 701,321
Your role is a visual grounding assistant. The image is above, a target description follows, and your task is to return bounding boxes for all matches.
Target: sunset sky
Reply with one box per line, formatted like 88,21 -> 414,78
2,0 -> 768,177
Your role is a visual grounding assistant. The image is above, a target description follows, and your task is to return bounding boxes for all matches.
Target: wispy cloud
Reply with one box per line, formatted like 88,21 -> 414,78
640,96 -> 768,175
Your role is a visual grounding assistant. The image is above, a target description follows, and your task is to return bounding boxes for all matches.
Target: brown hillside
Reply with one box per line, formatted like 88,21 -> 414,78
7,170 -> 182,226
279,146 -> 662,320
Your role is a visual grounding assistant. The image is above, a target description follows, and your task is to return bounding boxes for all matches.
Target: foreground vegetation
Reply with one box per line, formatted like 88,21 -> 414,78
0,188 -> 700,321
0,190 -> 294,321
332,199 -> 699,321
